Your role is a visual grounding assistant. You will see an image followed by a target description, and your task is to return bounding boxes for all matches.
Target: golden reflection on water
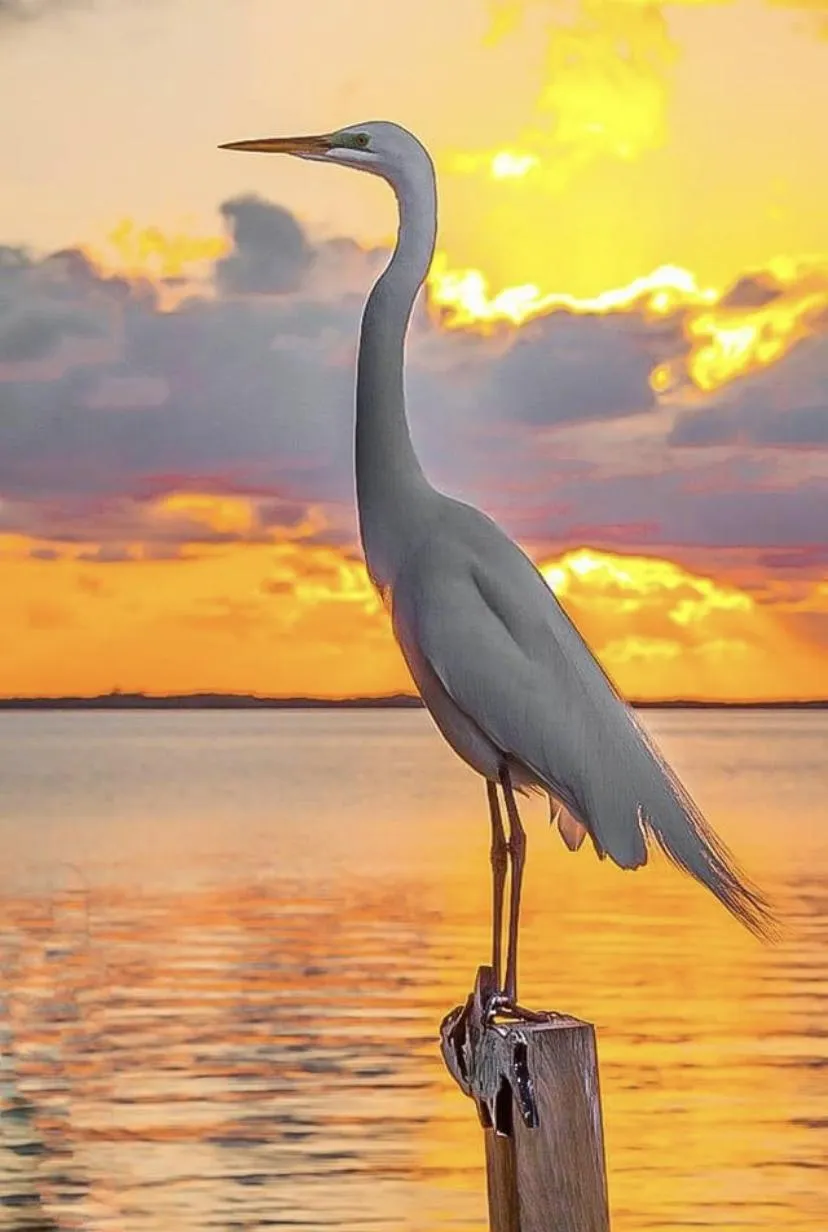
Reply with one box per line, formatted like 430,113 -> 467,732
0,710 -> 825,1230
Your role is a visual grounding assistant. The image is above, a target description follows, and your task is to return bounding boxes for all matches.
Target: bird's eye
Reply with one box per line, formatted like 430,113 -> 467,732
354,133 -> 370,149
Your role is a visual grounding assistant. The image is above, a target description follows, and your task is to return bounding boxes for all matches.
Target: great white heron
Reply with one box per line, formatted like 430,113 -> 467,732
220,121 -> 773,1014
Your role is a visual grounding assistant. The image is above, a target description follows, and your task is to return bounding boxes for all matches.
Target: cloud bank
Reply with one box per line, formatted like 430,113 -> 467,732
0,194 -> 825,578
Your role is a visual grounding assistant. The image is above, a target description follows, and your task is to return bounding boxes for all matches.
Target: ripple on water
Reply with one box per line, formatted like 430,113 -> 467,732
0,709 -> 826,1230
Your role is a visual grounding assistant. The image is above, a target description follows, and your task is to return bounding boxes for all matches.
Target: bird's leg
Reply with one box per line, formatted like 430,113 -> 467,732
486,779 -> 508,989
500,764 -> 526,1007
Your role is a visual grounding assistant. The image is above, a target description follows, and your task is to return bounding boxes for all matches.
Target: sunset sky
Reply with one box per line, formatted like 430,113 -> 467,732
1,0 -> 827,700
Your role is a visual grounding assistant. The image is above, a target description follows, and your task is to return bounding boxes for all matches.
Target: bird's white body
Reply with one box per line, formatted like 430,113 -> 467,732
389,489 -> 653,862
392,497 -> 538,786
221,119 -> 772,950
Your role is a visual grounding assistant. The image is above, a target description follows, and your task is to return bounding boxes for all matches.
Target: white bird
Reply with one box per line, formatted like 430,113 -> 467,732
220,121 -> 774,1012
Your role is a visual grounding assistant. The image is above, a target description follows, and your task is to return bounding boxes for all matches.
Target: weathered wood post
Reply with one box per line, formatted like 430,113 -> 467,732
440,966 -> 610,1232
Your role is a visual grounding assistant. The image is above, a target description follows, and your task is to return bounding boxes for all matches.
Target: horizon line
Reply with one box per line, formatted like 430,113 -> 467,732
0,691 -> 825,710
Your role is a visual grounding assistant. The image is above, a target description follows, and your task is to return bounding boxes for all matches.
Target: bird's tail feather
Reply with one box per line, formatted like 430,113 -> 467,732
641,730 -> 776,940
580,710 -> 778,940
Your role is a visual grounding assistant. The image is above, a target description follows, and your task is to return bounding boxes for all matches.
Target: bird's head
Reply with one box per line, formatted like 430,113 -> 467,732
219,120 -> 429,185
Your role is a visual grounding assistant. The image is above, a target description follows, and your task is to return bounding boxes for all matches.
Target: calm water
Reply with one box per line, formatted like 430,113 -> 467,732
0,709 -> 825,1231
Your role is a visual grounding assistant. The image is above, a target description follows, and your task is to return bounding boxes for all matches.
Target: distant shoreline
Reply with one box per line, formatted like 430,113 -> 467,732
0,693 -> 825,711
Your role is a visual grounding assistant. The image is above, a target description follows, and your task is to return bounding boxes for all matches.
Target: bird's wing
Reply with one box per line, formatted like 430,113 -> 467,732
392,520 -> 632,848
392,508 -> 773,936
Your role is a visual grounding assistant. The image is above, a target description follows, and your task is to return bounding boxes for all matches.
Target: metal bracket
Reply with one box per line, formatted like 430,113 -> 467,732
439,965 -> 544,1134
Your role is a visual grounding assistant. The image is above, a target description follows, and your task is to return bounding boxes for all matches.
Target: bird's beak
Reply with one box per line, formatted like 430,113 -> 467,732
218,133 -> 333,157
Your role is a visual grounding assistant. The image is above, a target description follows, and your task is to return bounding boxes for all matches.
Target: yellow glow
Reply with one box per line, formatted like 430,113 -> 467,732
680,284 -> 828,391
540,548 -> 753,628
85,220 -> 229,309
431,3 -> 828,395
427,253 -> 717,329
543,564 -> 568,594
87,213 -> 827,401
491,150 -> 539,178
669,585 -> 753,627
486,0 -> 677,185
428,245 -> 828,393
0,531 -> 824,701
603,636 -> 683,664
153,494 -> 256,536
539,547 -> 760,690
105,219 -> 227,278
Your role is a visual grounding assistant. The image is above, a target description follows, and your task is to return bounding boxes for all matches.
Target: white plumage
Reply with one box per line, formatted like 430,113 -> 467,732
392,494 -> 769,913
221,119 -> 774,1006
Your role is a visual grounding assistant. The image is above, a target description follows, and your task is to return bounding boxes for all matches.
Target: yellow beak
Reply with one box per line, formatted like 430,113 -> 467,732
218,134 -> 332,156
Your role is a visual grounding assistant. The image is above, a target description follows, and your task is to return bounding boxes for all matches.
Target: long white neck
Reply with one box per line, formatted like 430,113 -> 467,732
355,154 -> 437,589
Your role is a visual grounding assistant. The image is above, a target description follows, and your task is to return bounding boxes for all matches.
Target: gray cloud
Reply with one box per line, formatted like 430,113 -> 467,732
718,274 -> 785,310
669,335 -> 828,449
0,1 -> 44,16
0,0 -> 81,23
758,544 -> 828,570
558,471 -> 828,549
0,193 -> 826,565
674,402 -> 828,448
477,313 -> 658,426
0,309 -> 94,360
216,196 -> 313,296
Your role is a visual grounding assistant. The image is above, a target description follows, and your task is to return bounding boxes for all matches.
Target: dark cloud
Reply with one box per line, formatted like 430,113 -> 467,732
488,461 -> 828,557
0,192 -> 826,564
0,209 -> 360,511
0,246 -> 29,270
477,313 -> 657,426
0,305 -> 103,361
0,197 -> 656,511
0,0 -> 48,18
718,274 -> 785,310
669,335 -> 828,449
216,196 -> 313,297
77,543 -> 133,563
758,544 -> 828,571
752,405 -> 827,446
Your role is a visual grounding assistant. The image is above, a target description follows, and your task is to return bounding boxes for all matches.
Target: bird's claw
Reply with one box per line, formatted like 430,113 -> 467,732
439,965 -> 543,1132
485,993 -> 555,1025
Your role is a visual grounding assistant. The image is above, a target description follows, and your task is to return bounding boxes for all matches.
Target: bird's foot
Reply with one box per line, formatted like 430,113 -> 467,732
485,993 -> 555,1025
439,967 -> 547,1132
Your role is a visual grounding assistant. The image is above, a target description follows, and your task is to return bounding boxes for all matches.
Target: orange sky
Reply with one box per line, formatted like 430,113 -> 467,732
1,0 -> 827,700
1,525 -> 825,701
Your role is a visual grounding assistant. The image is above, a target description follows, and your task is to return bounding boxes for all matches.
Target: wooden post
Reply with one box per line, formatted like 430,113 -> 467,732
441,966 -> 610,1232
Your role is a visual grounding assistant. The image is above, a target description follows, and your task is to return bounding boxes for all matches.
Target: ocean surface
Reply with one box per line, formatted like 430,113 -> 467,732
0,709 -> 825,1231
